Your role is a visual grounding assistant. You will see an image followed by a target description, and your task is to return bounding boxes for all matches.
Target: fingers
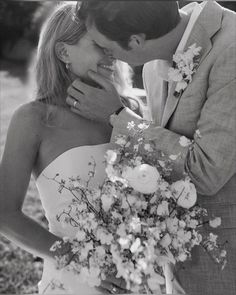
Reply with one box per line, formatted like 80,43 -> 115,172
96,279 -> 127,294
88,70 -> 113,90
105,275 -> 127,290
71,78 -> 95,94
67,84 -> 85,102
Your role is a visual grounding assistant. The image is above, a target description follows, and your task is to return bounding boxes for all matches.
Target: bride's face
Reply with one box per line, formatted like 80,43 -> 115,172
64,33 -> 115,82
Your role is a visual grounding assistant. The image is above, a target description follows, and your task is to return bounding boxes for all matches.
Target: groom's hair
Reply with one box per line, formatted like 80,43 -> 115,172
77,1 -> 180,49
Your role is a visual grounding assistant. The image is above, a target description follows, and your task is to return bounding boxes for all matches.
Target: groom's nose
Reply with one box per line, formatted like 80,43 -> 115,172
103,48 -> 114,60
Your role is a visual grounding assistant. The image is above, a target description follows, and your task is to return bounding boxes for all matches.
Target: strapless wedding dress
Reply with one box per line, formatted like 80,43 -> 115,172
36,143 -> 111,294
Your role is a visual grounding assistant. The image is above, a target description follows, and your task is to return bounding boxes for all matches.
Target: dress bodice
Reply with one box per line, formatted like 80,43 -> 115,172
35,143 -> 111,294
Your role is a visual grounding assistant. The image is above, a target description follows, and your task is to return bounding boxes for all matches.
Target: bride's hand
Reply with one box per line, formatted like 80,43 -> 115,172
95,275 -> 130,294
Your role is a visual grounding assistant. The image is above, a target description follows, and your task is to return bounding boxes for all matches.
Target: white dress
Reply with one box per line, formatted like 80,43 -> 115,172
36,143 -> 111,294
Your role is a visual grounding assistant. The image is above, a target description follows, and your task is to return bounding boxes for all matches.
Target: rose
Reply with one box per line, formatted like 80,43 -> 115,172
105,150 -> 118,164
171,179 -> 197,209
209,217 -> 221,228
122,164 -> 160,194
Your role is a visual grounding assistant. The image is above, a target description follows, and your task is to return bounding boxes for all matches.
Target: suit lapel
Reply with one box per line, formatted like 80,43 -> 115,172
161,1 -> 223,128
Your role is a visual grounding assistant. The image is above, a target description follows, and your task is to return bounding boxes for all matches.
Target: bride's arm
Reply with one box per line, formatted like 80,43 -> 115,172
0,104 -> 65,261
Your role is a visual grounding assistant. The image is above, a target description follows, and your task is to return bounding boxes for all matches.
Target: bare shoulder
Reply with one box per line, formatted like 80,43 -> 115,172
7,101 -> 47,146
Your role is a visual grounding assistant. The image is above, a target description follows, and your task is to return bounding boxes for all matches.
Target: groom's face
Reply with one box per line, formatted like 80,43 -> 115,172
87,23 -> 148,66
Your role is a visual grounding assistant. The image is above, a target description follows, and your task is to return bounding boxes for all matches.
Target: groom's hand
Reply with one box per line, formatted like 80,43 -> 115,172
66,70 -> 123,123
95,275 -> 130,294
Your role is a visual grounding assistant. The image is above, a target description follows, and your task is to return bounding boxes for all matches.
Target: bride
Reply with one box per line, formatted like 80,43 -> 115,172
0,2 -> 140,294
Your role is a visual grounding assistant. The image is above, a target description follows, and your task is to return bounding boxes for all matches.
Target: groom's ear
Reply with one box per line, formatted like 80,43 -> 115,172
128,33 -> 146,50
55,42 -> 70,63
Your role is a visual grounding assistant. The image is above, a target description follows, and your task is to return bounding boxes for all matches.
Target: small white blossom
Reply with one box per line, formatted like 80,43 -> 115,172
127,121 -> 135,130
138,122 -> 149,130
171,179 -> 197,209
115,135 -> 127,146
75,230 -> 86,241
195,129 -> 202,138
101,194 -> 114,212
179,136 -> 192,147
168,43 -> 202,96
147,273 -> 165,291
105,150 -> 117,164
130,238 -> 141,253
144,143 -> 152,151
119,237 -> 131,249
160,233 -> 172,248
156,201 -> 169,216
169,153 -> 181,160
209,217 -> 221,228
96,228 -> 113,245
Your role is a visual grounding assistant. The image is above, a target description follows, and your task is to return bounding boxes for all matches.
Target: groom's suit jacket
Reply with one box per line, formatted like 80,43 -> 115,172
111,2 -> 236,294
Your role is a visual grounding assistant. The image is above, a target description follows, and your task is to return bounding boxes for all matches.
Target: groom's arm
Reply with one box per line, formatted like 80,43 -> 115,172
111,44 -> 236,196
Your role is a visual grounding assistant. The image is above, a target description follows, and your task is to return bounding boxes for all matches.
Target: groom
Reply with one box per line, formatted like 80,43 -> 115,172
67,1 -> 236,294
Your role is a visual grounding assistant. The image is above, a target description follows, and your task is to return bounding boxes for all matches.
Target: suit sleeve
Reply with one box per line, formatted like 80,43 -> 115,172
111,42 -> 236,196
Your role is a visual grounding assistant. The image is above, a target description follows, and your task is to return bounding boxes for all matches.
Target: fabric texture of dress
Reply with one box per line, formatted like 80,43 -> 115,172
36,143 -> 110,294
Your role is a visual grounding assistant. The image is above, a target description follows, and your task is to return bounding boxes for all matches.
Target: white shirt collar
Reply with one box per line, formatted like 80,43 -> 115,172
158,2 -> 206,81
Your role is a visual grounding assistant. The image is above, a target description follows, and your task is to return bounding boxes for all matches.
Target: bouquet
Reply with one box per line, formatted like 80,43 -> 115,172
50,122 -> 226,293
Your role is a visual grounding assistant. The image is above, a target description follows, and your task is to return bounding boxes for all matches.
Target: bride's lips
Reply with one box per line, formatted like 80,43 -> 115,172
97,62 -> 115,77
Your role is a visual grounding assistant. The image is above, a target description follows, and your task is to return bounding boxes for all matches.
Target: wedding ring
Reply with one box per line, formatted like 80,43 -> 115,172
73,100 -> 78,108
110,286 -> 118,294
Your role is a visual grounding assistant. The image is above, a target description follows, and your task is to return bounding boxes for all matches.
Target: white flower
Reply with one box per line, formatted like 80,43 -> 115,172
115,135 -> 127,146
195,129 -> 202,139
105,150 -> 117,164
168,43 -> 201,96
166,217 -> 179,234
178,252 -> 188,262
127,121 -> 135,130
147,273 -> 165,291
119,237 -> 131,249
188,43 -> 202,56
171,179 -> 197,209
96,228 -> 113,245
169,153 -> 180,160
209,217 -> 221,228
122,164 -> 160,194
76,230 -> 86,241
160,233 -> 172,248
168,68 -> 183,82
101,194 -> 114,212
179,136 -> 192,147
130,238 -> 142,253
209,233 -> 218,244
116,223 -> 127,237
130,217 -> 141,233
175,80 -> 188,93
156,201 -> 169,216
138,122 -> 149,130
144,143 -> 152,151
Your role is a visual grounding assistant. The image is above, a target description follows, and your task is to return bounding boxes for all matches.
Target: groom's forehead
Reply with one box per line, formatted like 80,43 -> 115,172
86,22 -> 113,48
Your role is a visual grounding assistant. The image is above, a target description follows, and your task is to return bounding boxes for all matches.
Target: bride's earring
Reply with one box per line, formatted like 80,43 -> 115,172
66,63 -> 71,71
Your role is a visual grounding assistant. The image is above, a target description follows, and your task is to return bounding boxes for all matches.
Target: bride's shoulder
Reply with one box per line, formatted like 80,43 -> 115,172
9,101 -> 47,138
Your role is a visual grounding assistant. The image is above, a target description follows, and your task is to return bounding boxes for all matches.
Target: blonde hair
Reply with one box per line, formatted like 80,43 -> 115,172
36,2 -> 134,107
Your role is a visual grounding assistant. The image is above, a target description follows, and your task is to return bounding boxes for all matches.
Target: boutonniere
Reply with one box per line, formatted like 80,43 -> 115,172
168,43 -> 202,97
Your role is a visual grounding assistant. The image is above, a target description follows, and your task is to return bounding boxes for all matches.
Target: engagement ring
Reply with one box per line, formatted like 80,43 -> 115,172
110,285 -> 118,294
73,100 -> 78,108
